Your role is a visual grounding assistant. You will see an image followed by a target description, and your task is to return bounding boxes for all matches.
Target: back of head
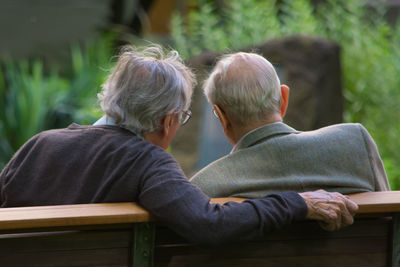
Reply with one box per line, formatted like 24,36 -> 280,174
204,52 -> 281,126
98,45 -> 195,135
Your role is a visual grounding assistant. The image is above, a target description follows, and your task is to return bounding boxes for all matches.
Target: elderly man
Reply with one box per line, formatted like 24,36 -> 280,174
191,52 -> 390,198
0,46 -> 357,244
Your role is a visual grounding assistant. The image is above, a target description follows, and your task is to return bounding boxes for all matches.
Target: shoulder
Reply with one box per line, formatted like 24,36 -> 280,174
293,123 -> 367,141
17,124 -> 178,168
307,123 -> 364,134
191,150 -> 234,179
190,152 -> 240,196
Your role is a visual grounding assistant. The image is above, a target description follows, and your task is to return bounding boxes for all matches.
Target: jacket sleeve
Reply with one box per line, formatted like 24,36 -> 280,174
359,124 -> 390,191
137,149 -> 307,245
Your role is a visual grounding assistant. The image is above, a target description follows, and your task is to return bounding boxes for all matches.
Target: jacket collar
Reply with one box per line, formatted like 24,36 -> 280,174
93,115 -> 143,139
232,122 -> 298,153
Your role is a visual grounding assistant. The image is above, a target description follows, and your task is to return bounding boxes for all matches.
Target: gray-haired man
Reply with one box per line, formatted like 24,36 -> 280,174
191,52 -> 390,197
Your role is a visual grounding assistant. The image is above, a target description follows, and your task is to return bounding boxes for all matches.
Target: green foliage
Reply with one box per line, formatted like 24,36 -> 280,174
171,0 -> 400,189
62,34 -> 114,124
281,0 -> 321,36
171,14 -> 191,59
172,3 -> 228,56
0,34 -> 114,169
172,0 -> 282,53
0,60 -> 52,167
228,0 -> 281,47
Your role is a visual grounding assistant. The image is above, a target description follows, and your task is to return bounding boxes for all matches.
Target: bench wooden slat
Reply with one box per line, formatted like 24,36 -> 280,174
0,230 -> 132,266
349,191 -> 400,213
211,191 -> 400,214
0,203 -> 155,230
209,197 -> 246,204
210,191 -> 400,214
1,191 -> 400,231
154,217 -> 392,267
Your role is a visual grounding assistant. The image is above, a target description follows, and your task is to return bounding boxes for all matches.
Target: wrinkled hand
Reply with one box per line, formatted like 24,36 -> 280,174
299,190 -> 358,231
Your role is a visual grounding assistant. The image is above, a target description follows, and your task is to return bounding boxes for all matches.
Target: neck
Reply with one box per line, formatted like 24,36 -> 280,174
144,131 -> 168,149
231,113 -> 282,145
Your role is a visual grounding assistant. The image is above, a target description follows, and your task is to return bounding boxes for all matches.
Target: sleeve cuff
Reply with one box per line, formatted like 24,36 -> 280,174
278,191 -> 308,221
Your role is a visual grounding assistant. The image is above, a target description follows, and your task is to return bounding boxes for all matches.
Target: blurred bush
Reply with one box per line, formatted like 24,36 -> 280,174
171,0 -> 400,189
0,34 -> 115,169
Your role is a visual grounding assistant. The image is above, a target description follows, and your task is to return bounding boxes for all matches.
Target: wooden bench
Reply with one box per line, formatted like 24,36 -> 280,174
0,191 -> 399,267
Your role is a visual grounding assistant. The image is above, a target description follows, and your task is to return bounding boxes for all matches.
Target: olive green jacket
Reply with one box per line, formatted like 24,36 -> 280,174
190,122 -> 390,198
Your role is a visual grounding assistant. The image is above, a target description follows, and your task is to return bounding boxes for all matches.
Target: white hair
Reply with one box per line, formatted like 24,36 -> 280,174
203,52 -> 281,125
98,45 -> 195,135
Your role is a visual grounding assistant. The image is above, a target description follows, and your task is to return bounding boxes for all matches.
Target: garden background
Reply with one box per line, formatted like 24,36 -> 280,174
1,0 -> 400,189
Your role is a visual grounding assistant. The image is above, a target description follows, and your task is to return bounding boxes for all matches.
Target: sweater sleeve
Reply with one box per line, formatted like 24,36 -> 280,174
137,149 -> 307,245
0,164 -> 9,207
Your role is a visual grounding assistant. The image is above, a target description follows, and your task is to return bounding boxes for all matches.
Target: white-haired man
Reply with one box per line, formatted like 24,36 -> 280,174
191,52 -> 390,198
1,46 -> 357,244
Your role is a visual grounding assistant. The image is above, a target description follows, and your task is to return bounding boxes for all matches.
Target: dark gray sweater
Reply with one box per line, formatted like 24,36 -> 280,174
0,124 -> 307,244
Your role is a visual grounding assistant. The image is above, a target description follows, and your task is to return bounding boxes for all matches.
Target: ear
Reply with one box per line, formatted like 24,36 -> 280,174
214,104 -> 236,145
214,105 -> 230,132
280,85 -> 290,118
162,114 -> 174,137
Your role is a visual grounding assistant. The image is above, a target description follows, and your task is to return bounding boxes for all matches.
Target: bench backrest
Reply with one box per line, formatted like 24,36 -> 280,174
0,192 -> 399,267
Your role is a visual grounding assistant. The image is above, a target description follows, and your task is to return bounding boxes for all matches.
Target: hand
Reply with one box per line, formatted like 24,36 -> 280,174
299,190 -> 358,231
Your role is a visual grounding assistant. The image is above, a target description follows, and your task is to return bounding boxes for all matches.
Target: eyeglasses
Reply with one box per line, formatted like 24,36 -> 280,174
212,108 -> 219,118
180,110 -> 192,125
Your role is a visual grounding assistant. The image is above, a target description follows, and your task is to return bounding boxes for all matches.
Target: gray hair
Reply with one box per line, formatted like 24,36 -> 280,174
203,52 -> 281,126
98,45 -> 195,135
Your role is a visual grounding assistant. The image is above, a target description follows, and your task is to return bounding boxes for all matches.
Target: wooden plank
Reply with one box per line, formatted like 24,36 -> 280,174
0,222 -> 134,235
0,191 -> 400,232
154,216 -> 392,267
210,191 -> 400,214
0,229 -> 133,266
349,191 -> 400,214
0,230 -> 131,253
155,253 -> 386,267
155,218 -> 390,252
155,234 -> 389,267
209,197 -> 246,204
155,218 -> 391,245
0,203 -> 155,230
156,236 -> 389,258
0,247 -> 128,267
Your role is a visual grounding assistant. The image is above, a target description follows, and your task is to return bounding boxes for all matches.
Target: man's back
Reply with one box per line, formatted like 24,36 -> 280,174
191,122 -> 389,197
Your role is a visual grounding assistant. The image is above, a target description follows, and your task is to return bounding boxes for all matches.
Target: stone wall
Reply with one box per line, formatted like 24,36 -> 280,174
257,35 -> 343,130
